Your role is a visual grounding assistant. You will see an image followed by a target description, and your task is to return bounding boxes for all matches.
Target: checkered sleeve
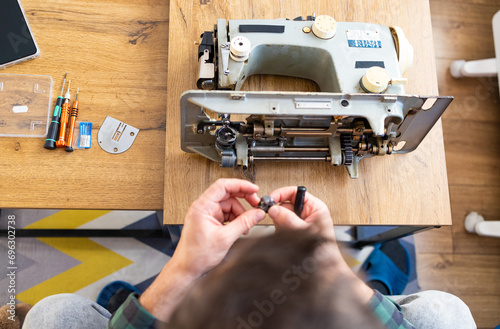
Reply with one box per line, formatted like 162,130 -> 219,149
107,293 -> 160,329
369,290 -> 416,329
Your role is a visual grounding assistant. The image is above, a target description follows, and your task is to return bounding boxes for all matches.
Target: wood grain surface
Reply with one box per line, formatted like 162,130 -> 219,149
416,1 -> 500,327
0,0 -> 169,209
164,0 -> 452,225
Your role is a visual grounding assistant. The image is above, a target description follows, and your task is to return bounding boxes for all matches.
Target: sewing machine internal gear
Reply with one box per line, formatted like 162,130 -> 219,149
181,15 -> 453,178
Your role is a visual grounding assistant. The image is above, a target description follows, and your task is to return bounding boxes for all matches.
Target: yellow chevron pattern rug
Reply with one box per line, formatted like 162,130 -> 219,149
0,209 -> 418,306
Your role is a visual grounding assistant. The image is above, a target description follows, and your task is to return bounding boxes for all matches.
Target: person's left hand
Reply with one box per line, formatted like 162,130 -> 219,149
172,178 -> 266,278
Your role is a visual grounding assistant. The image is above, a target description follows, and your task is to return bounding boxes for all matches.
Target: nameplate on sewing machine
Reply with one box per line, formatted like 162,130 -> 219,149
346,30 -> 381,48
294,101 -> 332,109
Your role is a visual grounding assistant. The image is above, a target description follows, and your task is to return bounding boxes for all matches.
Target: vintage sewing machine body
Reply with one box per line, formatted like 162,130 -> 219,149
180,15 -> 453,178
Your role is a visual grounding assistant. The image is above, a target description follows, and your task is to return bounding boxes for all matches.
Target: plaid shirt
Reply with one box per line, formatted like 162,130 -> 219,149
370,290 -> 415,329
108,290 -> 415,329
108,293 -> 160,329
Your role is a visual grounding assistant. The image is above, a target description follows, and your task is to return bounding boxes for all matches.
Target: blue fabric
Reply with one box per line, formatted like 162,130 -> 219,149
97,281 -> 141,310
363,243 -> 410,295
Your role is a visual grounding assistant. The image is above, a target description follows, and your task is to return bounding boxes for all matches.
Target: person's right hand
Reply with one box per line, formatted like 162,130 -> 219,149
268,187 -> 335,240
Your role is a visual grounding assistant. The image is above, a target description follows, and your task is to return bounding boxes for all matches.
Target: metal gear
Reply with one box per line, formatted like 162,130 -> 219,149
258,195 -> 276,213
341,134 -> 353,166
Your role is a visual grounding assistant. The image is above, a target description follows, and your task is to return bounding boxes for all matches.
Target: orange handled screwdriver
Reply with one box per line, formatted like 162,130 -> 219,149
56,81 -> 71,147
65,88 -> 79,152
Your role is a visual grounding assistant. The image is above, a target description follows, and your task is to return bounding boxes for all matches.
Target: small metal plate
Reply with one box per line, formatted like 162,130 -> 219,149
97,116 -> 139,154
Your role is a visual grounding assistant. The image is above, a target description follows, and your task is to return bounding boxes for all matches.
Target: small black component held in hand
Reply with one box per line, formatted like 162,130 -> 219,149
294,186 -> 307,219
258,196 -> 276,213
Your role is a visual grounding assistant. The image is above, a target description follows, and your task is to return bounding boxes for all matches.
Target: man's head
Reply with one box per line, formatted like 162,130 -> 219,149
169,229 -> 383,329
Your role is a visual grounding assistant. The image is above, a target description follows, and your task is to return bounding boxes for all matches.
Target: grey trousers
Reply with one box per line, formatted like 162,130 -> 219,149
391,291 -> 477,329
22,290 -> 477,329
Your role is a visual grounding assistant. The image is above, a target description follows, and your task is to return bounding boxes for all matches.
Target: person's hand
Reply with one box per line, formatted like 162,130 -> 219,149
268,187 -> 335,240
267,188 -> 375,304
140,179 -> 266,322
172,178 -> 266,277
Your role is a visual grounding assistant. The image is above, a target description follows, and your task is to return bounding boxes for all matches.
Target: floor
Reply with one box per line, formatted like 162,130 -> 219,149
0,211 -> 178,305
415,1 -> 500,328
0,208 -> 421,306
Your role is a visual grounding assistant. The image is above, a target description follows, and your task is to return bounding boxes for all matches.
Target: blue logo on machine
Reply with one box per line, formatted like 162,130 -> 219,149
346,30 -> 382,48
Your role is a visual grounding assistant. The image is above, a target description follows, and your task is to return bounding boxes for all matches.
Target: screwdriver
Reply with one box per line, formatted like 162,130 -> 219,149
44,74 -> 67,150
65,88 -> 79,152
56,80 -> 71,148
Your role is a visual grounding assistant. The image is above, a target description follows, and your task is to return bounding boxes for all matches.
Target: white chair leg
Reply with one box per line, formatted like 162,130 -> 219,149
450,58 -> 497,78
465,212 -> 500,238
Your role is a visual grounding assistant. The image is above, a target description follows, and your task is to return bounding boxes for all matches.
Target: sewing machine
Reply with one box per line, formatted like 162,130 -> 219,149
180,15 -> 453,178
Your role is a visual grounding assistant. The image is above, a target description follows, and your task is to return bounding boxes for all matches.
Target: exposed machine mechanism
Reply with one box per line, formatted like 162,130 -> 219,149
181,15 -> 453,178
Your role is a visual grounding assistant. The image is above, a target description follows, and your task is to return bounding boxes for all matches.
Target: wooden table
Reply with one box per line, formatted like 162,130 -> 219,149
164,0 -> 452,226
0,0 -> 169,210
0,0 -> 452,228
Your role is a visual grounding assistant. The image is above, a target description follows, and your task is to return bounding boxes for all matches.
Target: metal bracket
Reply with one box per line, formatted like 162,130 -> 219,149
97,116 -> 139,154
328,136 -> 342,166
220,42 -> 231,75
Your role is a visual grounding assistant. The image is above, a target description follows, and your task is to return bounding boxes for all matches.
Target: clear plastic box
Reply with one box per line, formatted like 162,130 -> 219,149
0,74 -> 53,137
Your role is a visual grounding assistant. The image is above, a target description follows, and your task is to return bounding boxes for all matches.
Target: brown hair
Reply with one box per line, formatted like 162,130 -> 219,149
169,229 -> 383,329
